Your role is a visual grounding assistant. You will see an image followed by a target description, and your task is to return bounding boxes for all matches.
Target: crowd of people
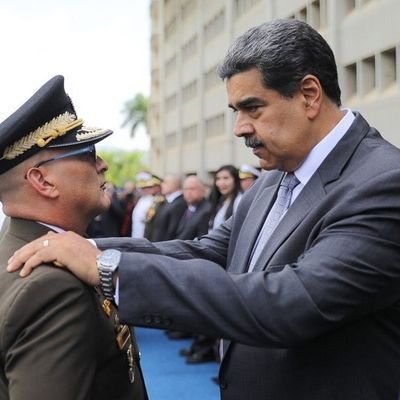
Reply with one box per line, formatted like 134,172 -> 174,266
86,164 -> 261,243
86,164 -> 261,369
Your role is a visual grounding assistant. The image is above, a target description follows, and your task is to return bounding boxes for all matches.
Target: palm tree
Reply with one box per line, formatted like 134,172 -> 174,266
121,93 -> 149,138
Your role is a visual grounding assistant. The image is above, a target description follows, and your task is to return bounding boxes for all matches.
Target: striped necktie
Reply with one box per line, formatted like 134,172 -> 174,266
248,173 -> 300,272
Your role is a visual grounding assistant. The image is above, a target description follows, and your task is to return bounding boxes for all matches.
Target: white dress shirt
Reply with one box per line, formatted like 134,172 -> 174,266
131,195 -> 154,238
291,109 -> 355,204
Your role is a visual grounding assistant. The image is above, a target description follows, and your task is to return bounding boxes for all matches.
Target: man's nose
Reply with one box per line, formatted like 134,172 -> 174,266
233,112 -> 253,137
96,156 -> 108,173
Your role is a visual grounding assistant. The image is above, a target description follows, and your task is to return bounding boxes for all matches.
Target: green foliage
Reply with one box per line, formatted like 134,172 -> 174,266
99,149 -> 148,187
121,93 -> 149,138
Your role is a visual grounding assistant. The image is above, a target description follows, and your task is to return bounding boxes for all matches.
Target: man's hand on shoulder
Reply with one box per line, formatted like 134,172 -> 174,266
7,231 -> 101,286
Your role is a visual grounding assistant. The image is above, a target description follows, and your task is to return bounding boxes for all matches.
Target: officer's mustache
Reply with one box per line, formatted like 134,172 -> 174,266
244,136 -> 264,148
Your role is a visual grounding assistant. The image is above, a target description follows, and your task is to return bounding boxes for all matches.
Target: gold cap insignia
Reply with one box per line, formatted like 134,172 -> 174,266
1,112 -> 83,161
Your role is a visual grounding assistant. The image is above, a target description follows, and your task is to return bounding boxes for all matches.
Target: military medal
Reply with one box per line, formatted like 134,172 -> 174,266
116,325 -> 135,383
97,289 -> 137,383
102,299 -> 112,317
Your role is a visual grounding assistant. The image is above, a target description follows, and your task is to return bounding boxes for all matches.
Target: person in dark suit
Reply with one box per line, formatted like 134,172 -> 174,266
86,182 -> 126,238
172,175 -> 216,355
145,173 -> 186,242
0,76 -> 147,399
175,175 -> 211,240
9,20 -> 400,400
157,174 -> 200,340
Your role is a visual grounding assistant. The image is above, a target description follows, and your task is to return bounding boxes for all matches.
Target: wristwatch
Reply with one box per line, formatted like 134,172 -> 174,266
96,249 -> 121,301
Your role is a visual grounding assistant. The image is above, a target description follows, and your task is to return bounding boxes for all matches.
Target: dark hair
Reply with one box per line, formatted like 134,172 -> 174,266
209,164 -> 241,227
217,19 -> 341,106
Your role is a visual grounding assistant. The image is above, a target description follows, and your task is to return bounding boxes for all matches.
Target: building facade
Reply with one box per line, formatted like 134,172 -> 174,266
149,0 -> 400,180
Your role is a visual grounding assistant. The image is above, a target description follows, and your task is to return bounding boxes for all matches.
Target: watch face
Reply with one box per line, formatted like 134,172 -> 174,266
99,249 -> 121,270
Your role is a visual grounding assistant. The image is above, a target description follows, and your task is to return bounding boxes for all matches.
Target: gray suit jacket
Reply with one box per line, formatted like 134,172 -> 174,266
0,218 -> 147,400
98,113 -> 400,400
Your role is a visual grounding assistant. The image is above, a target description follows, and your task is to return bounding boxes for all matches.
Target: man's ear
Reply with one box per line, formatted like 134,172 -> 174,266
25,168 -> 59,199
300,74 -> 322,119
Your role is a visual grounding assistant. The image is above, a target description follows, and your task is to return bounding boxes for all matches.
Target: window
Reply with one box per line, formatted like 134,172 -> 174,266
344,63 -> 357,99
297,7 -> 307,22
165,93 -> 177,111
310,0 -> 321,29
206,114 -> 225,137
381,48 -> 396,89
182,36 -> 197,60
234,0 -> 262,18
204,9 -> 225,42
183,124 -> 198,143
165,17 -> 177,40
204,66 -> 220,90
182,0 -> 196,20
182,80 -> 197,102
361,56 -> 376,94
166,131 -> 177,147
165,55 -> 177,76
344,0 -> 356,14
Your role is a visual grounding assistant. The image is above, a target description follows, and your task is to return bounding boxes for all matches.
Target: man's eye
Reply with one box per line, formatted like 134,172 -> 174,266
247,106 -> 259,113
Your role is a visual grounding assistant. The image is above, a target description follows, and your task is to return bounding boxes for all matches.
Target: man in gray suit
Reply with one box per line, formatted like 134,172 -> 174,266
8,20 -> 400,399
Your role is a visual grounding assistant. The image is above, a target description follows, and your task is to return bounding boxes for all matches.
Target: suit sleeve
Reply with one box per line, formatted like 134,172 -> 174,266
96,216 -> 231,266
2,268 -> 99,400
117,170 -> 400,348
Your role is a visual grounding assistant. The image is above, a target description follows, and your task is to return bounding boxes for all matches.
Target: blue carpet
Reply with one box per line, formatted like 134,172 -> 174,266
135,327 -> 220,400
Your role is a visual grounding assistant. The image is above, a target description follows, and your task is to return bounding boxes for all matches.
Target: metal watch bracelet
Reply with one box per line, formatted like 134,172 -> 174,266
96,249 -> 121,301
99,270 -> 115,301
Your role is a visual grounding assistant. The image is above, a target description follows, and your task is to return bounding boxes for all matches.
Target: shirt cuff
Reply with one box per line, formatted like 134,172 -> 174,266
114,276 -> 120,306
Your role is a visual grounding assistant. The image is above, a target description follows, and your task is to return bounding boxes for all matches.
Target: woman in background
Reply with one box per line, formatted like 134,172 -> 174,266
209,164 -> 242,231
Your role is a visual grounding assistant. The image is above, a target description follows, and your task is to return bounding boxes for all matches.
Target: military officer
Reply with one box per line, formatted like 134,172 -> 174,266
0,75 -> 148,399
238,164 -> 261,191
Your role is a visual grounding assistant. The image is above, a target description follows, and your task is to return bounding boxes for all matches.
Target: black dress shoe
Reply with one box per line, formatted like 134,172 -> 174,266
179,347 -> 193,357
185,349 -> 217,364
166,331 -> 193,340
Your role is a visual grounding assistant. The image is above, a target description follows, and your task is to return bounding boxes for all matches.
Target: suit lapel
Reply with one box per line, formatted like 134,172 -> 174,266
251,172 -> 326,271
